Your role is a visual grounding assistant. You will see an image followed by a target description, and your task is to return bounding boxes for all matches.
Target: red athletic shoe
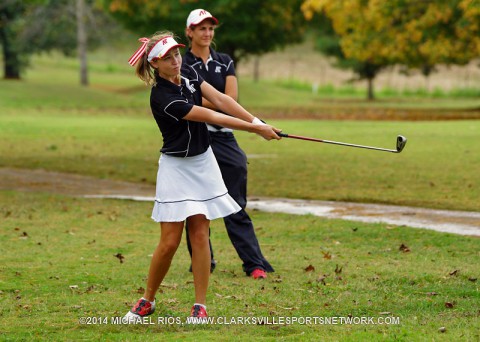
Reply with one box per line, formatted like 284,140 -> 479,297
251,268 -> 267,279
123,298 -> 155,323
190,304 -> 208,318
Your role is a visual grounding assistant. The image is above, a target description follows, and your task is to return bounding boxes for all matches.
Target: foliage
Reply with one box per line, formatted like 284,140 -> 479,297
0,0 -> 127,79
21,0 -> 119,57
301,0 -> 480,100
101,0 -> 306,63
0,0 -> 28,78
302,0 -> 480,70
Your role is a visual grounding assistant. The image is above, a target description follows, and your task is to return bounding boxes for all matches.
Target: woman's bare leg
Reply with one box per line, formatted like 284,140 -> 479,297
143,221 -> 184,302
186,214 -> 211,304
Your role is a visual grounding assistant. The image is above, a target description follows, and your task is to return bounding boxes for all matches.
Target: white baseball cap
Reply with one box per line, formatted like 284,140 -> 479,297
186,9 -> 219,28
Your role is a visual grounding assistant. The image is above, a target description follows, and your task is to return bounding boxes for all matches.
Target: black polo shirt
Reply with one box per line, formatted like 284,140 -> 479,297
150,65 -> 210,157
183,47 -> 236,114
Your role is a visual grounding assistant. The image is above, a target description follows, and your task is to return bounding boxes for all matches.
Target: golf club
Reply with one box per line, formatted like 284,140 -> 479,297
277,132 -> 407,153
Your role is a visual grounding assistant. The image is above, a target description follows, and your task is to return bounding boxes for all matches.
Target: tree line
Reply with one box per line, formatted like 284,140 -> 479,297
1,0 -> 479,99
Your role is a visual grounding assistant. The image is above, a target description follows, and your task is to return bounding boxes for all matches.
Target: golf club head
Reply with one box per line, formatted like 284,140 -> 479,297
396,135 -> 407,153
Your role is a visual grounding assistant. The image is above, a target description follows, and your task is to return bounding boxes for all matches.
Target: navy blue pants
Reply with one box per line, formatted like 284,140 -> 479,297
186,131 -> 274,275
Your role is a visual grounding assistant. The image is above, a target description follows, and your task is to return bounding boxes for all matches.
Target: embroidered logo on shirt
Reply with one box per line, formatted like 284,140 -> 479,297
184,78 -> 196,94
215,66 -> 221,73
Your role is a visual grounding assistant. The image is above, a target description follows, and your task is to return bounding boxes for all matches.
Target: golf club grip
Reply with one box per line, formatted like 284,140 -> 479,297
278,133 -> 325,143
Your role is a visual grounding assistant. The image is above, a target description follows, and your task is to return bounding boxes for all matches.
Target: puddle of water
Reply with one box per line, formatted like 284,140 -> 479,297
84,195 -> 480,237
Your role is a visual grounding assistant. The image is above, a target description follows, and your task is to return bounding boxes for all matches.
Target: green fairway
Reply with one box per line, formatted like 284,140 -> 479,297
1,192 -> 478,341
1,111 -> 478,211
1,51 -> 479,341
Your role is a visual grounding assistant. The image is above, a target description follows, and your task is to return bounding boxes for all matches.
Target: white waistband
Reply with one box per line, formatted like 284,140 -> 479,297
207,124 -> 233,133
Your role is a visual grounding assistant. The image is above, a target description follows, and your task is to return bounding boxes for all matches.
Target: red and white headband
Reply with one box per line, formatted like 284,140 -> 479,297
128,36 -> 185,66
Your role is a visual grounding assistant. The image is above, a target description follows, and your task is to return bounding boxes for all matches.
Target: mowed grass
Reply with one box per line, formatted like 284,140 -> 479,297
1,52 -> 479,212
1,50 -> 479,340
1,111 -> 479,211
0,191 -> 479,341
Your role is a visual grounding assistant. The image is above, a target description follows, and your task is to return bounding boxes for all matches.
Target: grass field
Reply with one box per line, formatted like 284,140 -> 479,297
1,110 -> 479,211
1,191 -> 479,341
1,51 -> 479,340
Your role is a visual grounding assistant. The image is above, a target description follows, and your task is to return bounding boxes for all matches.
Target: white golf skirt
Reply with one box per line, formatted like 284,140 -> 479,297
151,147 -> 241,222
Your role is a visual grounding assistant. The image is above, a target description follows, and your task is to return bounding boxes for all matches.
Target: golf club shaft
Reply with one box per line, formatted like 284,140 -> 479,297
278,132 -> 399,153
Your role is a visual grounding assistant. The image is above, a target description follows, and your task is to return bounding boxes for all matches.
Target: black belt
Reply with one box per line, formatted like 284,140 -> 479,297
209,130 -> 234,136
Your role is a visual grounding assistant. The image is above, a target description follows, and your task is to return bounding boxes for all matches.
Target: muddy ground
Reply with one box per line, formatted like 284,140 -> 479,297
1,167 -> 479,237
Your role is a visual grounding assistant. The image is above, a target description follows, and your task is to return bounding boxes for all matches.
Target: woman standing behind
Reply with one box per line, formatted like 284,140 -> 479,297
123,32 -> 280,322
183,9 -> 274,279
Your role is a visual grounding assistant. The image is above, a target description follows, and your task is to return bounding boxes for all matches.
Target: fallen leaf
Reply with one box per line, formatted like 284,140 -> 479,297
438,327 -> 446,333
69,285 -> 78,290
449,270 -> 459,276
322,251 -> 332,259
379,311 -> 391,315
335,265 -> 343,274
317,274 -> 329,285
426,292 -> 439,296
468,277 -> 477,282
304,264 -> 315,272
445,302 -> 454,308
277,305 -> 295,310
399,244 -> 410,253
136,287 -> 145,294
114,253 -> 125,263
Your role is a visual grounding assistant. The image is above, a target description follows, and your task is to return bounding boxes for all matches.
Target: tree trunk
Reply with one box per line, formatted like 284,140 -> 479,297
76,0 -> 88,86
0,26 -> 21,79
253,55 -> 260,83
367,77 -> 375,101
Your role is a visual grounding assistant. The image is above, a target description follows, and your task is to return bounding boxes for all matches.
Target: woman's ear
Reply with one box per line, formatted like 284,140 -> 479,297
149,59 -> 159,69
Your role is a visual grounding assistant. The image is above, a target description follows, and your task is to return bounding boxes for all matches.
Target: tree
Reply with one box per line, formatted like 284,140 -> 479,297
102,0 -> 306,65
77,0 -> 88,86
0,1 -> 27,79
302,0 -> 480,99
0,0 -> 124,81
305,12 -> 385,100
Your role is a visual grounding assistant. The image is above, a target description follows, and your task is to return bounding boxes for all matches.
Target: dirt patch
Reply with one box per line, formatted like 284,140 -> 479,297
0,167 -> 155,198
1,167 -> 479,236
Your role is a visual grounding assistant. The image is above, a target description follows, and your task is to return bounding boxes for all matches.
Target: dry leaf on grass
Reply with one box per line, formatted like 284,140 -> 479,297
114,253 -> 125,263
304,264 -> 315,272
322,251 -> 332,259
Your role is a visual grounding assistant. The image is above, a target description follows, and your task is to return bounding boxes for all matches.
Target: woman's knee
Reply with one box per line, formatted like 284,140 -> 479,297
157,239 -> 180,258
187,216 -> 209,244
